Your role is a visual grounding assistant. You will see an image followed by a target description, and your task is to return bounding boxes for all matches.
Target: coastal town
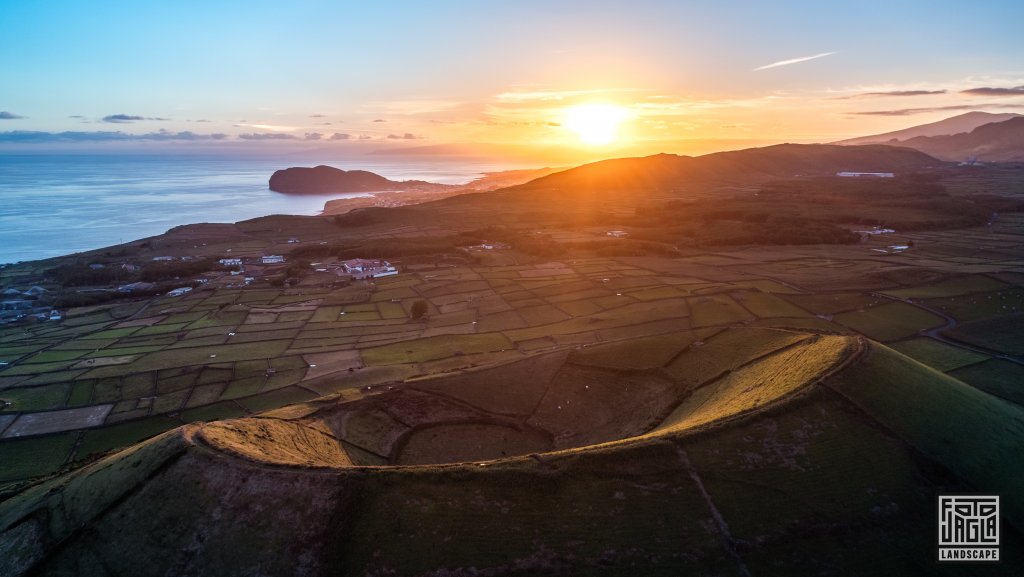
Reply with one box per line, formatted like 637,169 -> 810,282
0,252 -> 402,325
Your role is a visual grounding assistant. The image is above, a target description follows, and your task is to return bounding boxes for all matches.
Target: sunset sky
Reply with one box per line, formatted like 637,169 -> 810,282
2,0 -> 1023,160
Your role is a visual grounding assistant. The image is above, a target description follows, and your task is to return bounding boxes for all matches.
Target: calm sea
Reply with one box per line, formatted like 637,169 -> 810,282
0,154 -> 513,264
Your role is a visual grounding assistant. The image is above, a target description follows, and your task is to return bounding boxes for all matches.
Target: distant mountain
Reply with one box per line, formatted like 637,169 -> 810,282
268,165 -> 432,194
892,117 -> 1024,162
514,143 -> 942,192
836,111 -> 1022,145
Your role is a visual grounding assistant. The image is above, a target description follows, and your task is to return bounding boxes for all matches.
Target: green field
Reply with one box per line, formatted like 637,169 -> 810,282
833,301 -> 944,341
949,359 -> 1024,406
942,313 -> 1024,356
889,337 -> 990,372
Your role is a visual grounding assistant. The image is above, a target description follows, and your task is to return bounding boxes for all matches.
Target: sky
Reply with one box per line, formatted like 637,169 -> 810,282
2,0 -> 1023,161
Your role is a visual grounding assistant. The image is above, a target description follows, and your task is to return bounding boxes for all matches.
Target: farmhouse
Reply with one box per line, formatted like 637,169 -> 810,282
261,255 -> 286,265
167,287 -> 193,297
219,258 -> 242,267
341,258 -> 398,279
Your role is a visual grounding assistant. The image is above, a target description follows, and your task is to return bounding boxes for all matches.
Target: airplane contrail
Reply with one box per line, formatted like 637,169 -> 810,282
754,52 -> 836,71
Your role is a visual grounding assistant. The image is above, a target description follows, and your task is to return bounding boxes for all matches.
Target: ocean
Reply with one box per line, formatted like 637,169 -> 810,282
0,154 -> 514,264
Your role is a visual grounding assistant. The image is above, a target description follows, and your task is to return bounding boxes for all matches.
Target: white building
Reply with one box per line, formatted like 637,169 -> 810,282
167,287 -> 193,297
219,258 -> 243,267
836,172 -> 894,178
261,255 -> 285,265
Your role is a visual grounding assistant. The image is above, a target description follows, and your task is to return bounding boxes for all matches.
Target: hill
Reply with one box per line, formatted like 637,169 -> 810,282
2,330 -> 1021,575
512,143 -> 942,193
836,111 -> 1023,145
896,116 -> 1024,162
268,165 -> 434,194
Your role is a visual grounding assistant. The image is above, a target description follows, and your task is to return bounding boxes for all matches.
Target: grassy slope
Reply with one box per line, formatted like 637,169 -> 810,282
825,342 -> 1024,528
658,335 -> 852,433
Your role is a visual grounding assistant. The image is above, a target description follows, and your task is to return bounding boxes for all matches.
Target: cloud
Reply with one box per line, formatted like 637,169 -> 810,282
753,52 -> 835,71
842,90 -> 947,99
386,133 -> 418,140
848,103 -> 1024,116
0,111 -> 24,119
234,122 -> 297,131
193,119 -> 212,123
304,132 -> 322,140
358,134 -> 373,140
102,114 -> 170,123
309,114 -> 326,118
372,119 -> 386,122
68,115 -> 84,118
0,130 -> 227,142
961,86 -> 1024,96
329,133 -> 352,140
140,130 -> 227,141
494,88 -> 627,102
237,132 -> 299,140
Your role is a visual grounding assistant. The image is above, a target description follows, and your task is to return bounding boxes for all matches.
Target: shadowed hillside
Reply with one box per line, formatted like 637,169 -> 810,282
897,117 -> 1024,162
837,111 -> 1022,145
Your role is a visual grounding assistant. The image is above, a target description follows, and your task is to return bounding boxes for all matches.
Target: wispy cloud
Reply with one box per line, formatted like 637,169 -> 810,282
753,52 -> 835,71
840,90 -> 947,99
495,88 -> 625,102
237,132 -> 299,140
386,133 -> 418,140
0,111 -> 24,119
102,114 -> 170,123
0,130 -> 227,142
848,103 -> 1024,116
961,86 -> 1024,96
233,123 -> 297,132
330,133 -> 351,140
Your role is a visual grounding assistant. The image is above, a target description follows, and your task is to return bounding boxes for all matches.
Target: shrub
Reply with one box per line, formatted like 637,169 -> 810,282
410,300 -> 428,319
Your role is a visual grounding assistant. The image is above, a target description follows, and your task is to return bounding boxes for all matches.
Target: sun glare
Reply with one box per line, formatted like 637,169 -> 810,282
562,103 -> 630,146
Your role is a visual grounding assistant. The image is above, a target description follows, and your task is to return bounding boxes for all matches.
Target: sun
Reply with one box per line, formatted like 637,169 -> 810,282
561,103 -> 630,146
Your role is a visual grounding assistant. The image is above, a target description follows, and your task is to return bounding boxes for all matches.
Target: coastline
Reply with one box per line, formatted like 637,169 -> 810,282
0,156 -> 536,264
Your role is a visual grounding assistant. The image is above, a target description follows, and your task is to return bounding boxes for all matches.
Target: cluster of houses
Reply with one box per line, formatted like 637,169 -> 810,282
339,259 -> 398,280
216,255 -> 285,269
1,286 -> 60,324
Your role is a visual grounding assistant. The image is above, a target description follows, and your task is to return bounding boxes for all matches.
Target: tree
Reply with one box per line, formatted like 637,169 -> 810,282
410,300 -> 428,320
